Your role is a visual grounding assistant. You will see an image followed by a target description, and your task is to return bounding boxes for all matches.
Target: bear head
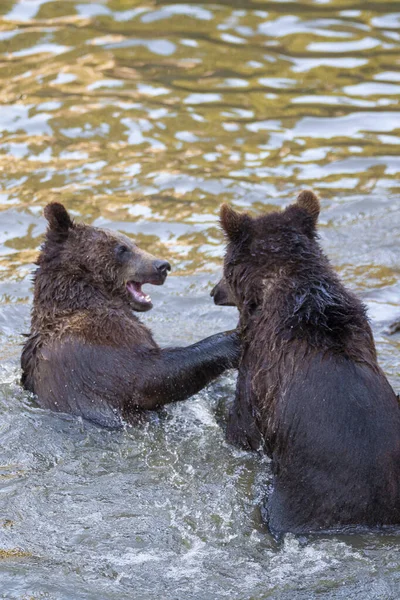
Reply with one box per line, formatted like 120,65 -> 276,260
215,191 -> 320,311
38,203 -> 171,312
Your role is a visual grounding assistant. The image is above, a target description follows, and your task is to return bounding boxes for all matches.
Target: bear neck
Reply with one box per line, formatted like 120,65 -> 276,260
239,258 -> 377,362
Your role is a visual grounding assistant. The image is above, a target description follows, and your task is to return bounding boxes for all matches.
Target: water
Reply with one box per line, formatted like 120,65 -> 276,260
0,0 -> 399,598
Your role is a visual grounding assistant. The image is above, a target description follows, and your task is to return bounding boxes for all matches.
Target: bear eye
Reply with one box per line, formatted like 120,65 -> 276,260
116,245 -> 131,259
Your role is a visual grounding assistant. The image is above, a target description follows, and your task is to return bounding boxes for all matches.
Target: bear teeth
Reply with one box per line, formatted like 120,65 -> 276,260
126,281 -> 152,305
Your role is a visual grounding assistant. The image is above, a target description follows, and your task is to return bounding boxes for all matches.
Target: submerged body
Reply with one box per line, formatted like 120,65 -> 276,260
216,191 -> 400,536
21,203 -> 239,428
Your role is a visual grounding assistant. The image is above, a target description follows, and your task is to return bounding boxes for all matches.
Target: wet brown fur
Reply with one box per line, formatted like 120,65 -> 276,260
21,203 -> 240,428
217,191 -> 400,536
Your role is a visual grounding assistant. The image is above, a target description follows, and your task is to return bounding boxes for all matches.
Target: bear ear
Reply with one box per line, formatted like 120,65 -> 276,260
44,203 -> 74,234
220,204 -> 248,242
295,190 -> 320,224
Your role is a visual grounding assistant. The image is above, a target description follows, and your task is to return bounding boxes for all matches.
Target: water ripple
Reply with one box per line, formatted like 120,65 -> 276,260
0,1 -> 399,598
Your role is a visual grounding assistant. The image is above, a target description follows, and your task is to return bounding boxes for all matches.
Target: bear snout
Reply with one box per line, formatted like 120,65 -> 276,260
152,259 -> 171,284
211,279 -> 236,307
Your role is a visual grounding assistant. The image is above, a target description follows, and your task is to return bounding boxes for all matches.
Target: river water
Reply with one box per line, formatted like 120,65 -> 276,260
0,0 -> 399,598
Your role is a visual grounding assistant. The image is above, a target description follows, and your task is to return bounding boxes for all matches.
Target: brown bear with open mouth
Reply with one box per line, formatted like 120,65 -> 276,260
21,203 -> 240,428
213,191 -> 400,536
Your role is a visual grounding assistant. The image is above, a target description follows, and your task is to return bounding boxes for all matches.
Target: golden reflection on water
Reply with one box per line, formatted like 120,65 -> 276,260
0,3 -> 400,593
0,0 -> 398,281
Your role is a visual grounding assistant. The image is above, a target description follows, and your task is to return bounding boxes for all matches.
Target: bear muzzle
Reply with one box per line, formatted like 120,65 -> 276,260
210,277 -> 236,307
125,259 -> 171,311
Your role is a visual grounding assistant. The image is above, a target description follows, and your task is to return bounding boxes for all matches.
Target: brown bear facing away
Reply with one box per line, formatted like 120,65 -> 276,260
214,191 -> 400,536
21,203 -> 240,428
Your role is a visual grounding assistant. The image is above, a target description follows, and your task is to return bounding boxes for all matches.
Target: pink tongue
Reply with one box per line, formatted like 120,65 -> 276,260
127,282 -> 151,304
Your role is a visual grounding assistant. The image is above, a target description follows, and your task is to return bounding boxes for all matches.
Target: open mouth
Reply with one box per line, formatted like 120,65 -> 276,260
126,282 -> 152,308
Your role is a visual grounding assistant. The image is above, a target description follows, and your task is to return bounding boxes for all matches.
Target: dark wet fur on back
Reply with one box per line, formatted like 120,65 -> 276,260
217,191 -> 400,536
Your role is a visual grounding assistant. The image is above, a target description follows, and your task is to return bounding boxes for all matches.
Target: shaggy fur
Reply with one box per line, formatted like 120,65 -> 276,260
21,203 -> 240,428
215,191 -> 400,535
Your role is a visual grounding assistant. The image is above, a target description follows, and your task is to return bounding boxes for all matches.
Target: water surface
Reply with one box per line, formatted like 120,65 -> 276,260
0,0 -> 400,598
